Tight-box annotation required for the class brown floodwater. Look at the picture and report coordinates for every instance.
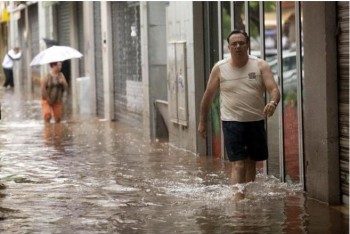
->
[0,89,348,233]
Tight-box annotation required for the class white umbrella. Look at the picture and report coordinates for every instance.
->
[30,45,83,66]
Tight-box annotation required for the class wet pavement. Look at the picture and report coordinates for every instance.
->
[0,88,348,233]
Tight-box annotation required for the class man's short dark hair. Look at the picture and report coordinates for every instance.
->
[226,30,250,44]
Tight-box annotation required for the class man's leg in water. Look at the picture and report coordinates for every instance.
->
[232,160,246,200]
[245,158,257,182]
[232,158,257,200]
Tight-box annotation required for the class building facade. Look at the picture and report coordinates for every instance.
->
[0,1,348,207]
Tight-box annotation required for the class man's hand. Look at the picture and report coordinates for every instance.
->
[198,121,207,138]
[263,102,277,117]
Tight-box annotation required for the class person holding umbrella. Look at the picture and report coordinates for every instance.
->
[41,61,68,123]
[30,44,83,123]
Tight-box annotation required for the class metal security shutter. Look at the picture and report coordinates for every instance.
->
[94,2,104,117]
[111,2,142,126]
[56,2,70,46]
[337,1,349,205]
[56,2,71,84]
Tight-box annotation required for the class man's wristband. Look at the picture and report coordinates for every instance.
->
[269,101,278,107]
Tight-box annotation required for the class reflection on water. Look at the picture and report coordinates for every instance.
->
[0,90,348,233]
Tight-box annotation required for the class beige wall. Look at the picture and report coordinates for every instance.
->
[166,2,205,153]
[141,2,168,139]
[303,2,340,205]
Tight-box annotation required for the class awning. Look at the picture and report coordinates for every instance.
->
[0,9,9,23]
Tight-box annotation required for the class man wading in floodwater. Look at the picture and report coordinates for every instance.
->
[198,30,280,200]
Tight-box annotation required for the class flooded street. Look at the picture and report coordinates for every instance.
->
[0,89,348,233]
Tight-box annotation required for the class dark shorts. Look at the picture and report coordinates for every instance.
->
[222,120,268,162]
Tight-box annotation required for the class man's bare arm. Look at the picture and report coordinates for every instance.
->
[59,73,68,90]
[41,75,49,100]
[198,65,220,137]
[259,59,281,117]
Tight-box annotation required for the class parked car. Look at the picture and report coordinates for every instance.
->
[250,49,277,62]
[223,49,277,61]
[268,51,304,95]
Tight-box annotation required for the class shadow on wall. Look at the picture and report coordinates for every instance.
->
[154,99,169,140]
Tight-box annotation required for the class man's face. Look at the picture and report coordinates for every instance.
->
[228,34,249,56]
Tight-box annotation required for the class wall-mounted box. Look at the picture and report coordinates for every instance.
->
[167,41,188,126]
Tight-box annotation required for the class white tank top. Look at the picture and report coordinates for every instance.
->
[218,56,265,122]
